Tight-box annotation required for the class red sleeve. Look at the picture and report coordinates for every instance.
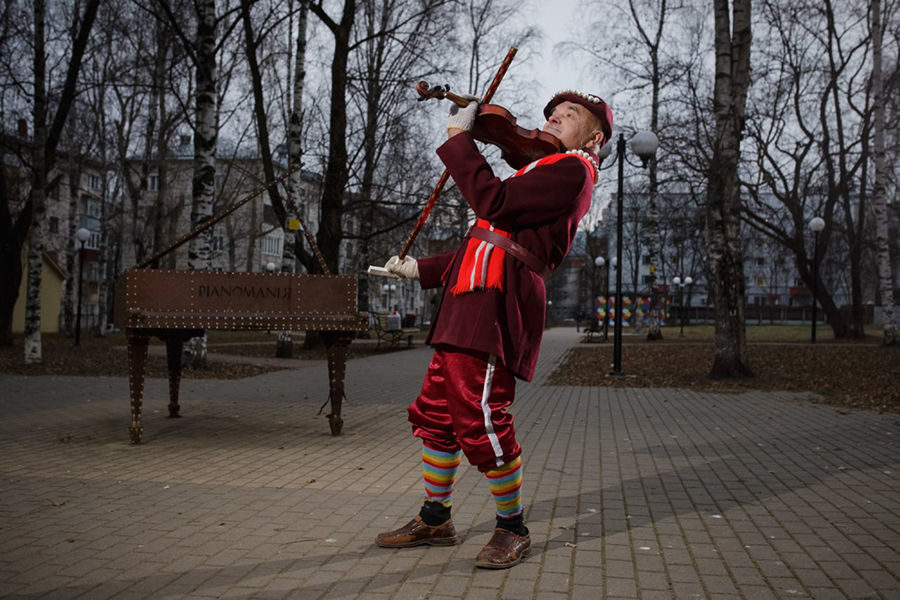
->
[417,252,455,289]
[435,133,590,231]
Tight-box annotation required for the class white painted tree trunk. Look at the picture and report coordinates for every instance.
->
[706,0,753,377]
[24,0,47,365]
[184,0,218,369]
[276,1,310,359]
[24,226,44,364]
[870,0,896,345]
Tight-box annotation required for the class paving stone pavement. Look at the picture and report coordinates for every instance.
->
[0,328,897,600]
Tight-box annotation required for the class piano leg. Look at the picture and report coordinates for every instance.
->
[165,337,184,418]
[323,331,354,435]
[160,330,202,419]
[125,331,150,444]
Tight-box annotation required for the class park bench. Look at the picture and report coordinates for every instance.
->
[582,317,605,343]
[371,312,417,348]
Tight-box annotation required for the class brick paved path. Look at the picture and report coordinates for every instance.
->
[0,328,897,599]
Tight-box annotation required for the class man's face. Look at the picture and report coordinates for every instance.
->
[542,101,603,151]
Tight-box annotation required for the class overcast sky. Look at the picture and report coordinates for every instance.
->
[528,0,590,100]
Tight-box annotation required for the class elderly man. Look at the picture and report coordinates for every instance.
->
[376,90,612,569]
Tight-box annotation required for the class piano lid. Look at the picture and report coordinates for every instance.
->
[114,269,367,331]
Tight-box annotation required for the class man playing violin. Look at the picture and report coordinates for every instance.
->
[376,90,612,569]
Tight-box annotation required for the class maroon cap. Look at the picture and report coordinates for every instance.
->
[543,90,613,146]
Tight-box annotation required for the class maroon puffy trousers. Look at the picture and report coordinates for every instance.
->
[408,348,521,473]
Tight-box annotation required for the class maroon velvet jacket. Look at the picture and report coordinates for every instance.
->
[417,132,596,381]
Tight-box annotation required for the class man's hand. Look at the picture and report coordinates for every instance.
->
[385,255,419,280]
[447,94,479,133]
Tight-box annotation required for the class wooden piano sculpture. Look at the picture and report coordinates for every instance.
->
[114,172,368,443]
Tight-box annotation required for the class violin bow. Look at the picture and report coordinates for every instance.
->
[397,46,518,259]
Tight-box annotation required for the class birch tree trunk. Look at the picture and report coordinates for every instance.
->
[277,0,310,358]
[63,158,80,335]
[0,0,98,349]
[870,0,897,345]
[286,0,308,274]
[188,0,217,272]
[184,0,218,368]
[706,0,753,378]
[24,0,48,364]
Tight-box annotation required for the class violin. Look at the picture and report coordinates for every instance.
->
[416,81,564,169]
[389,47,520,262]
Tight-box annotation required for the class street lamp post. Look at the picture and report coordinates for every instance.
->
[594,256,609,341]
[608,257,617,342]
[672,276,693,337]
[598,131,659,375]
[382,283,396,312]
[672,276,681,336]
[74,228,91,346]
[685,276,694,329]
[809,217,825,343]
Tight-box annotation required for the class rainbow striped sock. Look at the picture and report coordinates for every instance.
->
[486,456,523,518]
[422,444,461,507]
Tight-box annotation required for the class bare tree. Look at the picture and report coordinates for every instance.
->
[304,0,356,276]
[284,0,309,276]
[0,0,100,357]
[871,0,897,345]
[820,0,872,338]
[115,3,189,270]
[24,0,52,357]
[626,0,668,340]
[186,0,218,278]
[574,0,706,338]
[742,0,899,339]
[346,0,455,312]
[151,0,245,367]
[706,0,753,377]
[80,1,136,336]
[742,0,850,336]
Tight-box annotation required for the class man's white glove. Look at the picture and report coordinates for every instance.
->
[447,94,480,132]
[385,255,419,280]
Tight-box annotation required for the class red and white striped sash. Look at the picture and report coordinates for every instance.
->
[448,152,596,296]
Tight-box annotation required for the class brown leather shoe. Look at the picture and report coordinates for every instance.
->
[375,515,458,548]
[475,528,531,569]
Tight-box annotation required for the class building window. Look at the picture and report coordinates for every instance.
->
[755,277,767,286]
[84,197,101,218]
[148,173,159,191]
[263,233,281,256]
[88,174,102,190]
[756,256,765,265]
[49,216,58,234]
[211,235,224,252]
